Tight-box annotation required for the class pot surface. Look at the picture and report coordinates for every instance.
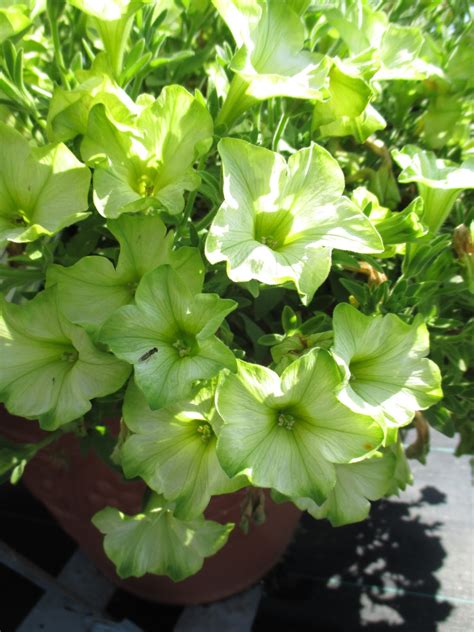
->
[0,408,301,604]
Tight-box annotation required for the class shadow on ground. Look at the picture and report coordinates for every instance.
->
[254,486,452,631]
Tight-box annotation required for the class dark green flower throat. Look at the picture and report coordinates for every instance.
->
[254,209,293,251]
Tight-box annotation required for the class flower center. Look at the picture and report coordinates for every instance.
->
[254,209,293,251]
[172,333,197,358]
[137,174,155,197]
[126,279,139,294]
[14,210,29,226]
[349,358,368,382]
[61,349,78,363]
[260,236,279,249]
[196,421,214,444]
[173,339,191,357]
[277,412,296,430]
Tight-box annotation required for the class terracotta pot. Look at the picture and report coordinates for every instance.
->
[0,408,301,604]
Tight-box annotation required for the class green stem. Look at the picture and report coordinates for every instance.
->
[181,190,199,231]
[36,428,64,450]
[47,0,70,89]
[271,110,289,151]
[178,156,207,236]
[345,167,374,184]
[195,207,218,232]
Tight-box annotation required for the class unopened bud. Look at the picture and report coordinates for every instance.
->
[453,223,474,258]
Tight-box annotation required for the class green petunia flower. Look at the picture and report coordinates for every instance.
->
[213,0,330,127]
[80,84,213,218]
[0,288,131,430]
[312,58,386,143]
[0,123,91,243]
[324,2,439,81]
[47,71,139,143]
[393,145,474,234]
[93,494,234,580]
[47,214,204,334]
[332,303,443,430]
[120,380,246,519]
[351,187,426,252]
[289,444,411,526]
[99,265,237,409]
[68,0,151,79]
[205,138,383,305]
[216,348,384,504]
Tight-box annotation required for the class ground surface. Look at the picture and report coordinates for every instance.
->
[1,429,472,631]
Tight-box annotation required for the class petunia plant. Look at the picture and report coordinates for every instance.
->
[0,0,470,584]
[332,303,442,432]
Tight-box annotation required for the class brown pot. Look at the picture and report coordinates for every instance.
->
[0,408,301,604]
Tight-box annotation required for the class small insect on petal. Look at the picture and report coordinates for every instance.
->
[138,347,158,362]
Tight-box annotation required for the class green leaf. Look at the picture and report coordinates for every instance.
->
[0,289,131,430]
[81,84,213,217]
[121,380,246,518]
[0,123,91,244]
[206,138,382,304]
[47,214,204,333]
[281,305,300,332]
[216,349,383,504]
[92,495,234,581]
[332,303,443,430]
[99,265,237,409]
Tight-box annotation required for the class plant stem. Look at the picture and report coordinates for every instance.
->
[46,0,70,89]
[364,136,392,166]
[195,207,218,231]
[178,156,207,236]
[272,110,289,151]
[36,428,64,451]
[345,167,374,184]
